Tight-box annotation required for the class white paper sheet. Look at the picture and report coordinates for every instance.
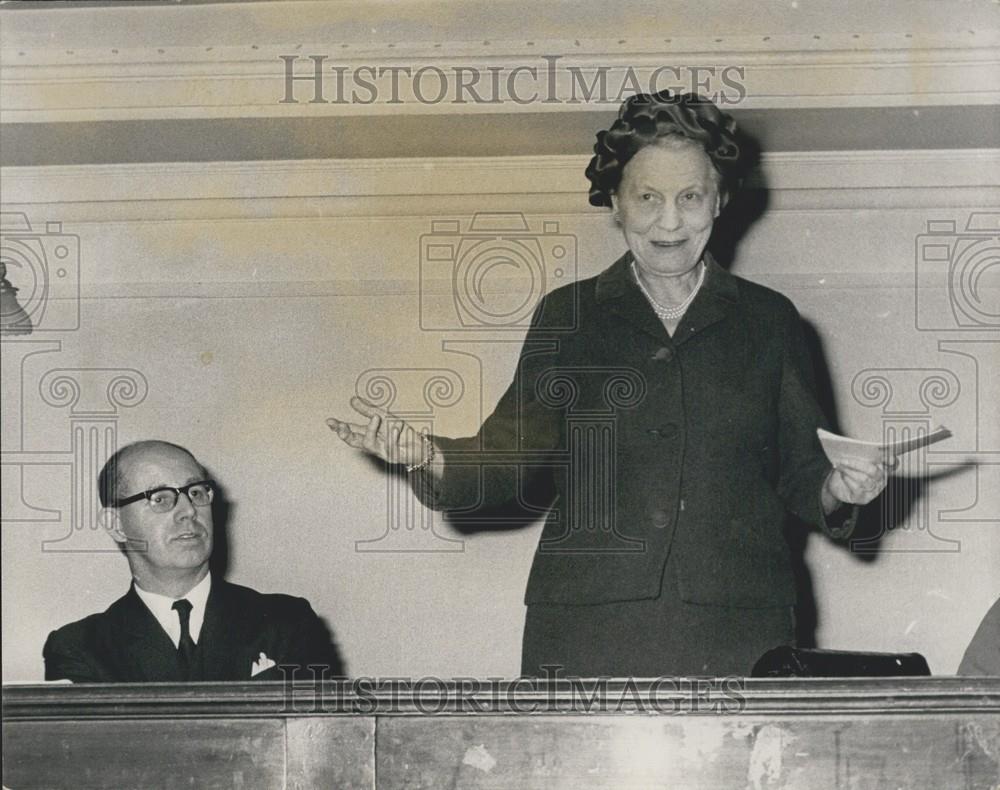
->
[817,425,952,467]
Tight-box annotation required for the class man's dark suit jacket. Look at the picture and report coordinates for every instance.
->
[43,579,343,682]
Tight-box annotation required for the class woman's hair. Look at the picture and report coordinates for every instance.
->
[585,91,745,208]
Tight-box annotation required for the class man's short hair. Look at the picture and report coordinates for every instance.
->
[97,441,202,507]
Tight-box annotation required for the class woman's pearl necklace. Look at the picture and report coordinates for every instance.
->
[631,259,706,321]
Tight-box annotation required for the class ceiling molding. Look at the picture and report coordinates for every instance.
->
[3,35,998,122]
[3,0,997,55]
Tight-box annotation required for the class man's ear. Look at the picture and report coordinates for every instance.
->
[610,193,621,223]
[99,508,127,545]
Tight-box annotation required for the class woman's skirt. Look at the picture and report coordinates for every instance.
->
[521,555,795,678]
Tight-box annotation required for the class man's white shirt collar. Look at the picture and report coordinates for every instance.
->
[133,572,212,648]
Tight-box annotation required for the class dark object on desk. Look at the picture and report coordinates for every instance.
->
[752,646,931,677]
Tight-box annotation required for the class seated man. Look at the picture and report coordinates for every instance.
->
[44,440,343,682]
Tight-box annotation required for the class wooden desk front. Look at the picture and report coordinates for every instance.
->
[3,678,999,788]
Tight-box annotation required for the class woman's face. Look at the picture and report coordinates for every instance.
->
[612,140,721,278]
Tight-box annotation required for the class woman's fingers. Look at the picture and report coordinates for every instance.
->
[325,418,369,451]
[328,402,425,466]
[830,459,888,504]
[829,470,866,504]
[348,397,403,460]
[837,458,882,480]
[837,466,873,489]
[350,395,389,422]
[387,423,403,464]
[364,413,382,452]
[839,459,888,491]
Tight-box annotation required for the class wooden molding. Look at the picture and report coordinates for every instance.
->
[2,150,997,220]
[4,677,1000,720]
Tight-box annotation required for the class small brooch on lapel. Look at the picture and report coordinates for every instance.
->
[251,652,276,677]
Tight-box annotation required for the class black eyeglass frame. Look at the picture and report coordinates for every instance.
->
[111,480,216,511]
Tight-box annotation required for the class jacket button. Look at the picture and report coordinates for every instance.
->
[652,346,675,362]
[651,509,671,528]
[647,423,679,440]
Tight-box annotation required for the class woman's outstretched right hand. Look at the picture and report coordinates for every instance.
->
[326,396,442,480]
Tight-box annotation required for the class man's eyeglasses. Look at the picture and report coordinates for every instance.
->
[112,481,215,513]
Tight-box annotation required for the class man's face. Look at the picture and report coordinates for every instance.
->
[104,445,213,581]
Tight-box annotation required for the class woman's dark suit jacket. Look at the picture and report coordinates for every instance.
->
[416,252,854,617]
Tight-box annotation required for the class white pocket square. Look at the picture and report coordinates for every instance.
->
[251,652,276,677]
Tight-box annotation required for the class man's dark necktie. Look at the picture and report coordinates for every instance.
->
[171,598,197,679]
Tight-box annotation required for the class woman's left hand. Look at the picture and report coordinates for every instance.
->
[822,458,891,511]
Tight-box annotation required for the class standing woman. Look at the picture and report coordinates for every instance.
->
[329,91,888,677]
